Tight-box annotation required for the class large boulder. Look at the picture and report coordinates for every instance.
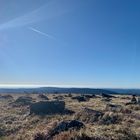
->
[74,108,103,123]
[30,101,65,114]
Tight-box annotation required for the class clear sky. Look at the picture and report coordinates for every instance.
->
[0,0,140,88]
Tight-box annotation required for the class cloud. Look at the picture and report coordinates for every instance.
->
[28,27,55,39]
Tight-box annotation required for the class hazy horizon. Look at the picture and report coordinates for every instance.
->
[0,84,140,89]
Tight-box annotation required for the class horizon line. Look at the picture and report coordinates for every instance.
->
[0,84,139,89]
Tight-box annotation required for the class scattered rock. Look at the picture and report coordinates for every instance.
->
[68,93,72,97]
[0,95,13,100]
[131,95,137,104]
[126,95,138,105]
[138,97,140,104]
[53,95,64,100]
[74,108,103,123]
[82,94,95,99]
[127,104,140,111]
[72,96,88,102]
[102,98,111,102]
[106,104,122,112]
[33,120,84,140]
[64,109,75,114]
[38,94,49,100]
[12,96,34,106]
[30,101,65,114]
[48,120,84,137]
[33,132,46,140]
[121,96,131,100]
[70,134,107,140]
[99,112,122,125]
[101,93,115,98]
[120,108,132,114]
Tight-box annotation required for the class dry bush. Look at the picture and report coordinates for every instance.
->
[115,126,140,140]
[99,112,122,125]
[53,130,107,140]
[74,108,103,123]
[127,104,140,111]
[33,132,47,140]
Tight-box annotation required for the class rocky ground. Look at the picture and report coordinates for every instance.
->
[0,93,140,140]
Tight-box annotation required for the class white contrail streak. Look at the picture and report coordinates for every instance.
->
[0,0,70,31]
[29,27,55,39]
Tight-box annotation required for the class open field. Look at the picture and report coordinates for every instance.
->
[0,93,140,140]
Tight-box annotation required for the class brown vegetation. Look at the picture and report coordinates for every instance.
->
[0,94,140,140]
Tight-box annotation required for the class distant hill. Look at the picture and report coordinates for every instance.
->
[0,87,140,95]
[0,87,115,94]
[107,89,140,95]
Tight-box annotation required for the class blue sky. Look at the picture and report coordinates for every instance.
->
[0,0,140,88]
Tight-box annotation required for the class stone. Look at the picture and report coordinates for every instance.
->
[101,93,115,98]
[13,96,33,106]
[100,112,122,125]
[53,95,64,100]
[49,120,84,137]
[82,94,95,99]
[131,95,137,104]
[0,95,13,100]
[30,101,65,114]
[72,96,88,102]
[138,97,140,104]
[106,104,122,112]
[38,94,49,100]
[74,108,103,123]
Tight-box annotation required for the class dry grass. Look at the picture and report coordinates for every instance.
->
[0,94,140,140]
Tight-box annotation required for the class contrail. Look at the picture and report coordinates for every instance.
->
[29,27,55,39]
[0,0,70,31]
